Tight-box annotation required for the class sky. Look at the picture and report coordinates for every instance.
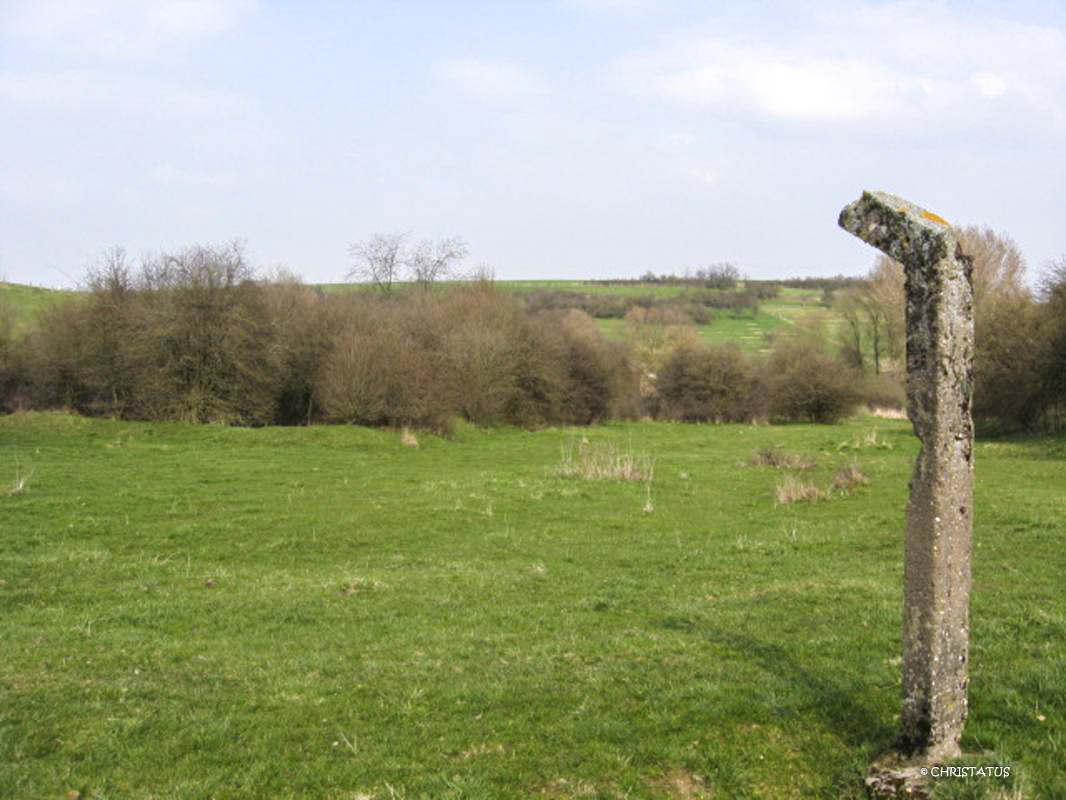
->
[1,0,1064,288]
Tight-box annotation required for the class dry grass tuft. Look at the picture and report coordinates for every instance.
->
[774,459,871,505]
[6,458,32,496]
[840,429,893,450]
[339,577,388,595]
[649,768,713,799]
[555,439,654,483]
[774,475,827,505]
[460,742,506,760]
[832,462,869,494]
[642,480,655,514]
[749,446,816,470]
[539,778,599,798]
[869,405,907,420]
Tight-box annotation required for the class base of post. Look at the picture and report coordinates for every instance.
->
[865,754,931,799]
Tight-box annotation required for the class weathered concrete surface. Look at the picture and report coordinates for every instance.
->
[839,191,974,762]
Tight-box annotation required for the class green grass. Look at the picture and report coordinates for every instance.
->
[500,282,844,355]
[501,280,701,299]
[0,283,77,334]
[762,291,845,341]
[596,310,787,354]
[1,412,1062,798]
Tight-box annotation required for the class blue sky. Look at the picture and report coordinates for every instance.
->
[2,0,1064,287]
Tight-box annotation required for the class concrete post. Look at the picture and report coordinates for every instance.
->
[839,191,974,761]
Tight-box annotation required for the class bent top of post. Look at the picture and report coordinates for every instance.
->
[838,190,957,269]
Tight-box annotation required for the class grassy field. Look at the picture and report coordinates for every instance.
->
[497,281,842,354]
[0,283,75,334]
[493,280,844,355]
[596,311,788,354]
[2,412,1063,798]
[498,281,717,299]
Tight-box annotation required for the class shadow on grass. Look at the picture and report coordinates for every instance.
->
[698,626,896,752]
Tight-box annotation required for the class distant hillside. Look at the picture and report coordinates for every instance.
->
[312,278,845,355]
[0,277,847,356]
[0,282,78,333]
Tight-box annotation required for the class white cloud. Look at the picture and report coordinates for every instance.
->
[435,58,546,101]
[970,72,1009,99]
[635,39,920,122]
[612,2,1066,127]
[0,0,255,60]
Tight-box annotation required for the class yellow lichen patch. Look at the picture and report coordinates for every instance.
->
[921,209,949,226]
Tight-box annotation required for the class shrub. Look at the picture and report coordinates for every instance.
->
[625,305,700,415]
[973,296,1049,432]
[657,342,754,422]
[860,372,906,412]
[262,275,337,425]
[764,337,862,423]
[437,290,522,424]
[969,261,1066,432]
[553,310,637,424]
[0,294,28,411]
[24,300,95,412]
[316,285,634,431]
[131,244,286,424]
[25,244,323,426]
[1037,260,1066,427]
[445,285,575,427]
[501,313,571,427]
[524,290,631,319]
[685,304,713,325]
[317,292,454,431]
[316,305,393,426]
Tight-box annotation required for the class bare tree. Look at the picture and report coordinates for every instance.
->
[870,227,1027,316]
[835,287,867,371]
[81,246,141,414]
[866,255,905,367]
[860,226,1025,376]
[835,278,894,374]
[348,233,407,293]
[86,246,134,296]
[409,237,468,291]
[348,233,469,292]
[961,226,1028,309]
[694,262,740,290]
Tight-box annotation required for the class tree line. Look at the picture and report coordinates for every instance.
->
[1,230,1062,433]
[832,226,1066,432]
[0,240,868,429]
[522,286,766,324]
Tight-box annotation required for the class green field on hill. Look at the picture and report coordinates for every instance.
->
[596,311,788,354]
[2,412,1062,798]
[0,283,75,334]
[505,281,842,355]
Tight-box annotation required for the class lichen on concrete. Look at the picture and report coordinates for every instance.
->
[839,190,975,762]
